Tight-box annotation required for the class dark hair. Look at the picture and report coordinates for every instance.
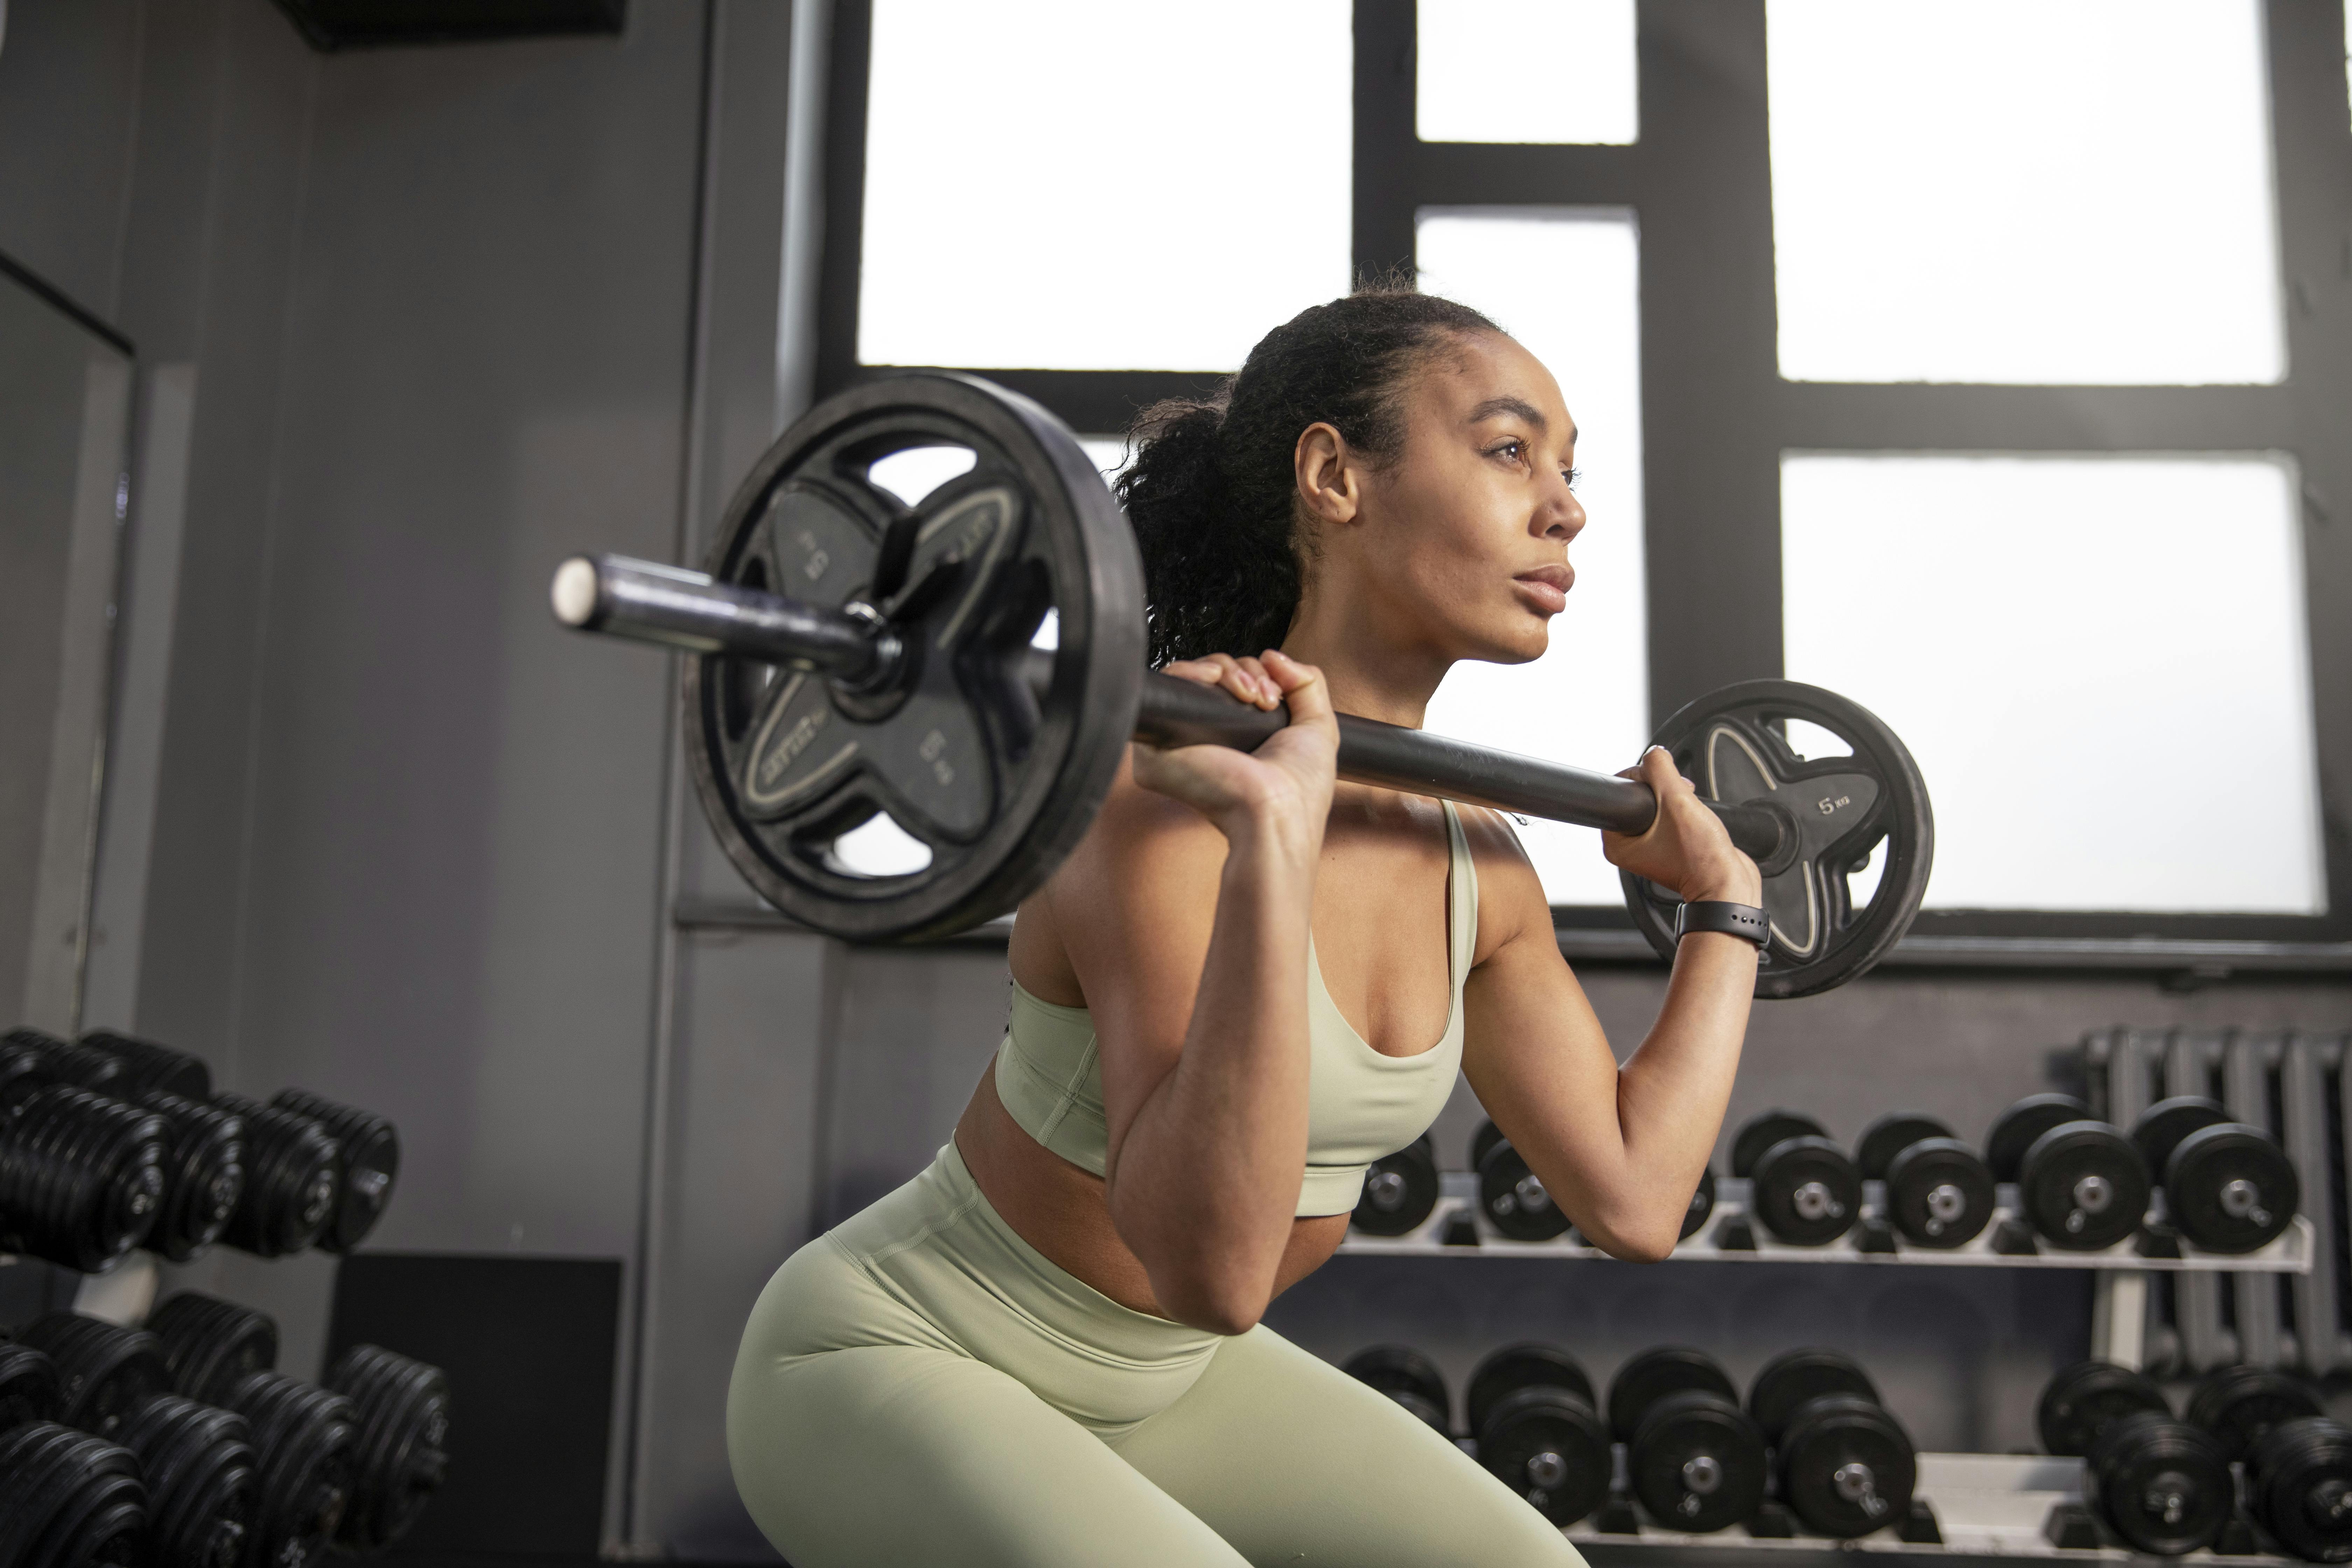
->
[1115,284,1503,667]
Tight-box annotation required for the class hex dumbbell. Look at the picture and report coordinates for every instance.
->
[1748,1348,1917,1539]
[1607,1346,1766,1532]
[1469,1343,1613,1526]
[2038,1360,2232,1555]
[1731,1111,1860,1246]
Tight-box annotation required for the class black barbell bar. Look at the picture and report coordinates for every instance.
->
[553,553,1792,864]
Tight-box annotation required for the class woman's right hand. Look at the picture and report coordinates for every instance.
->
[1130,649,1338,850]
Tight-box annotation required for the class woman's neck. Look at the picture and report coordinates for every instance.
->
[1280,609,1451,730]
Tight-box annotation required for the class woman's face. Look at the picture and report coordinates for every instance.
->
[1339,331,1588,668]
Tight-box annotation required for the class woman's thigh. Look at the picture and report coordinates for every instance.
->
[1111,1327,1587,1568]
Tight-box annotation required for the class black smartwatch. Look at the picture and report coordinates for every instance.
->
[1675,900,1768,947]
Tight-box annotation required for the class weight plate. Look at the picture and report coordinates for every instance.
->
[148,1294,280,1408]
[1750,1136,1862,1246]
[1854,1112,1952,1183]
[1470,1120,1507,1176]
[1467,1344,1595,1442]
[1623,680,1932,999]
[1478,1385,1614,1526]
[2131,1097,2231,1187]
[1731,1110,1827,1180]
[140,1091,246,1263]
[327,1344,451,1552]
[685,373,1144,943]
[2085,1410,2230,1556]
[1629,1390,1767,1533]
[1350,1135,1438,1237]
[0,1341,62,1430]
[2250,1417,2352,1563]
[226,1370,358,1568]
[1884,1137,1995,1248]
[0,1421,147,1568]
[1478,1139,1571,1241]
[118,1393,255,1568]
[1776,1394,1917,1539]
[1341,1345,1451,1435]
[2188,1365,2323,1465]
[216,1095,341,1258]
[77,1030,211,1101]
[1681,1166,1717,1241]
[1607,1347,1737,1444]
[16,1314,169,1441]
[1984,1093,2092,1185]
[271,1090,400,1254]
[1747,1349,1880,1448]
[2037,1360,2170,1457]
[2165,1122,2298,1254]
[2019,1122,2149,1252]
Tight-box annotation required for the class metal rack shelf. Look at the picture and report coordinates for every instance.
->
[1337,1176,2314,1275]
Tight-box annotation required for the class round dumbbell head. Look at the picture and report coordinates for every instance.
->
[2038,1360,2170,1457]
[1340,1345,1450,1434]
[77,1030,211,1102]
[225,1371,358,1568]
[1477,1138,1571,1241]
[269,1090,399,1253]
[139,1092,246,1264]
[0,1340,63,1432]
[1984,1093,2092,1185]
[1884,1137,1996,1248]
[2249,1417,2352,1564]
[2130,1097,2231,1186]
[2188,1365,2324,1466]
[148,1294,280,1407]
[0,1027,59,1113]
[0,1084,168,1271]
[2085,1409,2232,1557]
[117,1393,255,1568]
[0,1420,148,1568]
[1478,1383,1614,1526]
[2165,1122,2298,1254]
[2019,1121,2150,1251]
[1747,1348,1880,1447]
[1681,1166,1717,1241]
[1466,1344,1594,1442]
[1350,1135,1437,1237]
[16,1314,170,1442]
[1776,1393,1918,1539]
[26,1038,131,1096]
[1731,1110,1827,1179]
[1750,1135,1862,1246]
[1854,1112,1954,1182]
[325,1345,451,1553]
[1608,1346,1737,1444]
[1470,1120,1507,1176]
[214,1094,341,1257]
[1628,1388,1768,1533]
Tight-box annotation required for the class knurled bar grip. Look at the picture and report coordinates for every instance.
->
[553,553,1789,861]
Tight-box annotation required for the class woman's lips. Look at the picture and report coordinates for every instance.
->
[1513,565,1573,615]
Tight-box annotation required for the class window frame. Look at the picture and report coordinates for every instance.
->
[814,0,2352,961]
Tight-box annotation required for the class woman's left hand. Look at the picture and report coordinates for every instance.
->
[1600,747,1762,904]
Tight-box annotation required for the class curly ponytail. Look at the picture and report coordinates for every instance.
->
[1115,283,1502,667]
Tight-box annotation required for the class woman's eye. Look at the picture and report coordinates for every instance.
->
[1566,466,1583,490]
[1490,440,1526,464]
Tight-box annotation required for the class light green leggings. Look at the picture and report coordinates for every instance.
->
[727,1143,1584,1567]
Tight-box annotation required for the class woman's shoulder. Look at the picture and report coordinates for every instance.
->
[1446,803,1553,963]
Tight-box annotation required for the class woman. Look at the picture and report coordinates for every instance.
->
[728,287,1764,1566]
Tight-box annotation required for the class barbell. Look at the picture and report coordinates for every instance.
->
[552,372,1933,997]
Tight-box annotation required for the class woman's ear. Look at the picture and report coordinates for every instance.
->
[1295,422,1362,527]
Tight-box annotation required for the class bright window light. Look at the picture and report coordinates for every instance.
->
[1782,454,2322,915]
[1767,0,2285,385]
[1418,0,1637,145]
[859,2,1352,372]
[1417,210,1647,906]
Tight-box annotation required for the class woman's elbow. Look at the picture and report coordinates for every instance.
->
[1581,1206,1684,1264]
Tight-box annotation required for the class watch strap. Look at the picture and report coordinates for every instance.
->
[1675,900,1769,947]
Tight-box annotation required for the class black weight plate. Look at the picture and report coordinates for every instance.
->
[0,1420,147,1568]
[1350,1135,1438,1237]
[1731,1110,1827,1180]
[1750,1136,1861,1246]
[148,1294,280,1408]
[1478,1140,1570,1242]
[271,1090,399,1254]
[1854,1112,1952,1182]
[327,1344,451,1552]
[1470,1120,1507,1176]
[1984,1093,2092,1185]
[117,1393,255,1568]
[1777,1394,1917,1539]
[2250,1417,2352,1563]
[1747,1348,1881,1447]
[1341,1345,1450,1434]
[2188,1365,2323,1465]
[77,1030,211,1101]
[16,1314,169,1442]
[0,1341,62,1430]
[226,1370,357,1568]
[1467,1344,1594,1442]
[686,374,1144,943]
[1623,680,1933,999]
[1478,1386,1614,1526]
[2166,1122,2298,1254]
[2131,1097,2231,1188]
[1629,1390,1768,1533]
[2086,1410,2231,1556]
[1607,1347,1737,1443]
[2019,1122,2149,1252]
[140,1091,245,1263]
[1884,1137,1995,1248]
[2037,1360,2169,1457]
[1681,1166,1717,1241]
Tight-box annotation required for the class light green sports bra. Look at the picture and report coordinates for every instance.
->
[993,800,1476,1217]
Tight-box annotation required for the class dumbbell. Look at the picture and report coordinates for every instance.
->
[2246,1418,2352,1563]
[215,1093,342,1257]
[1984,1093,2149,1251]
[1471,1121,1570,1242]
[117,1394,257,1568]
[1,1337,63,1431]
[1853,1112,1994,1248]
[1731,1111,1860,1246]
[326,1344,453,1552]
[2037,1360,2231,1555]
[148,1293,280,1407]
[271,1090,399,1253]
[1340,1344,1450,1433]
[1467,1343,1612,1526]
[2133,1096,2300,1254]
[0,1082,169,1271]
[77,1029,213,1101]
[16,1313,171,1442]
[139,1091,247,1263]
[1748,1348,1916,1539]
[225,1370,360,1568]
[1350,1134,1438,1237]
[0,1420,146,1568]
[1606,1347,1766,1532]
[2188,1364,2325,1465]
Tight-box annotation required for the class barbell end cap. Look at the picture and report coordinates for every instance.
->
[551,556,603,629]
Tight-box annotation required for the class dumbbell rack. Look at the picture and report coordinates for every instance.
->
[1338,1174,2315,1274]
